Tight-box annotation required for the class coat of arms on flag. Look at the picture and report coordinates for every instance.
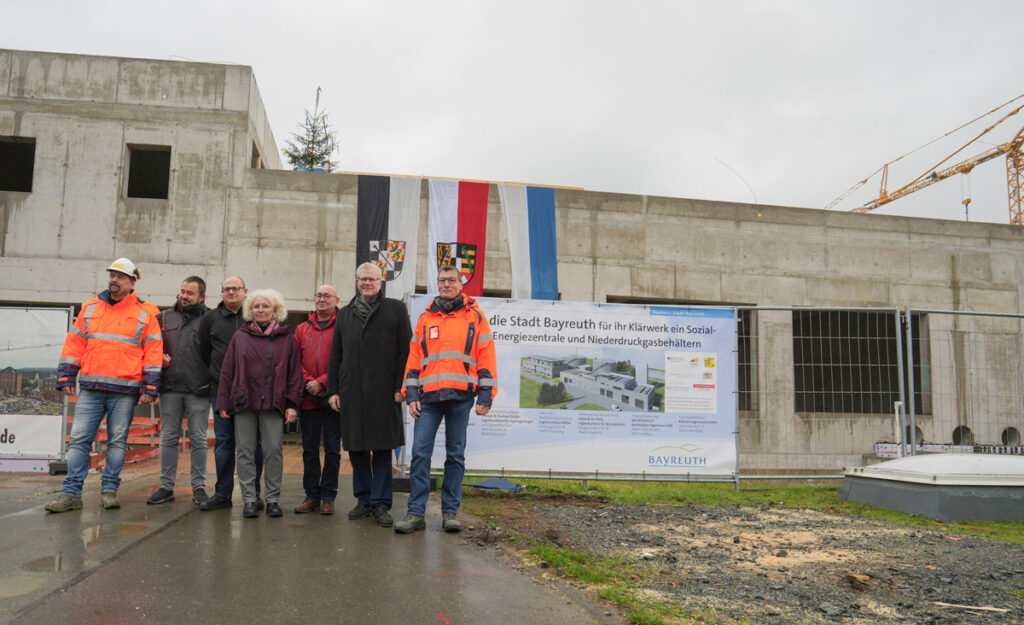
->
[369,239,406,281]
[436,242,478,285]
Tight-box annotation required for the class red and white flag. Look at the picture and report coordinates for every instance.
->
[427,179,489,296]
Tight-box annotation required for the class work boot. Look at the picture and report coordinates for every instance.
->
[101,492,120,509]
[347,503,371,520]
[294,499,319,514]
[45,494,83,513]
[372,506,393,528]
[394,513,425,534]
[146,487,175,505]
[192,488,209,505]
[442,511,462,532]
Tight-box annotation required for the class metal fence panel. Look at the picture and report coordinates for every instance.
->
[906,309,1024,455]
[736,307,905,476]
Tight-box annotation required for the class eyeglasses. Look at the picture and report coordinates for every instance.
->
[437,277,460,284]
[356,277,381,283]
[221,286,244,293]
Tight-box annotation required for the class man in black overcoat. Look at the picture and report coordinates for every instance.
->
[327,262,411,527]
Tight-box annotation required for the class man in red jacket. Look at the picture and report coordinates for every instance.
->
[293,285,341,514]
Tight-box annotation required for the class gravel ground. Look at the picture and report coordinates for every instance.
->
[463,494,1024,624]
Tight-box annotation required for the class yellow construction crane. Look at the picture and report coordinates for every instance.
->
[827,94,1024,224]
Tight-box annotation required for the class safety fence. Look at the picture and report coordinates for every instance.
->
[736,306,1024,477]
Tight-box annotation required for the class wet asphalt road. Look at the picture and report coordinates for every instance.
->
[0,468,610,625]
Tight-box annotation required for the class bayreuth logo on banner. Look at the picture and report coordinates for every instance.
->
[369,239,406,281]
[436,242,478,285]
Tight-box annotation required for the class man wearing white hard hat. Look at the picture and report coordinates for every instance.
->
[46,258,164,512]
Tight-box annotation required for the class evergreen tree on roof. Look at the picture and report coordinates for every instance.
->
[283,87,339,172]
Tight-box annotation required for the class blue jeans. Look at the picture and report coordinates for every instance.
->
[407,397,473,515]
[63,389,139,497]
[299,409,341,501]
[211,393,262,499]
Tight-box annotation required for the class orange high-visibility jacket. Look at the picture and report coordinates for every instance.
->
[57,291,163,395]
[403,295,497,404]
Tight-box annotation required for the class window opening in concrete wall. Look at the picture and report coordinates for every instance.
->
[952,425,973,445]
[126,144,171,199]
[1002,426,1021,446]
[792,310,929,414]
[0,136,36,192]
[251,141,262,169]
[736,309,757,412]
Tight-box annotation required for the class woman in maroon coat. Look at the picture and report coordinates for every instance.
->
[216,289,302,518]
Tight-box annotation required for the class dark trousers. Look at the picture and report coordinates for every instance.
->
[211,393,262,499]
[349,449,394,510]
[299,409,342,501]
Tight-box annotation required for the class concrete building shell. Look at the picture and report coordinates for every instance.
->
[3,49,1024,473]
[522,355,570,378]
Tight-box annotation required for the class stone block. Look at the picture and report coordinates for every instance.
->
[674,267,723,302]
[825,244,911,279]
[222,65,250,112]
[594,223,644,261]
[117,60,224,109]
[964,288,1018,313]
[13,52,118,102]
[558,263,593,302]
[594,263,630,302]
[645,219,704,264]
[805,277,889,306]
[629,265,675,299]
[951,251,993,285]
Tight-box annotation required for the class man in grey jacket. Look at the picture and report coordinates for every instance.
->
[147,276,211,505]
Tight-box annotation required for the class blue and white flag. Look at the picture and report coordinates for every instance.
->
[498,184,558,300]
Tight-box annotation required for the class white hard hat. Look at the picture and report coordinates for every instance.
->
[107,257,140,280]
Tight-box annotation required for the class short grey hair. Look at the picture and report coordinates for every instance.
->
[355,262,383,279]
[242,289,288,322]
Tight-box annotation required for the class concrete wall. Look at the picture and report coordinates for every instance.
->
[3,49,1024,472]
[0,49,275,305]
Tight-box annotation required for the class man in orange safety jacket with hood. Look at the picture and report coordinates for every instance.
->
[45,258,163,513]
[394,263,497,534]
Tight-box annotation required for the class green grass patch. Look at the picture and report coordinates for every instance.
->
[575,402,607,410]
[530,544,626,584]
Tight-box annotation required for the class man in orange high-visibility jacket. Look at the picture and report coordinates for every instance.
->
[395,264,497,534]
[45,258,163,513]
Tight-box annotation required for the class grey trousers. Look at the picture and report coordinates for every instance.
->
[158,392,210,490]
[234,409,284,504]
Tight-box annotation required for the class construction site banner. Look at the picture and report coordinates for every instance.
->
[0,307,69,459]
[405,297,737,476]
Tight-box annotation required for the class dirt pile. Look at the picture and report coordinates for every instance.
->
[465,494,1024,624]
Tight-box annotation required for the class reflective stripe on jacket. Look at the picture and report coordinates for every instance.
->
[402,295,497,405]
[57,290,163,395]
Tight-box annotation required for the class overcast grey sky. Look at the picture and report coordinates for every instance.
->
[5,1,1024,224]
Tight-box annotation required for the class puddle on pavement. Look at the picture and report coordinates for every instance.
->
[22,554,64,572]
[80,523,148,547]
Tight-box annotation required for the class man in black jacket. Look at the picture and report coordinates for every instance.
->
[148,276,211,505]
[327,263,411,527]
[196,276,262,511]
